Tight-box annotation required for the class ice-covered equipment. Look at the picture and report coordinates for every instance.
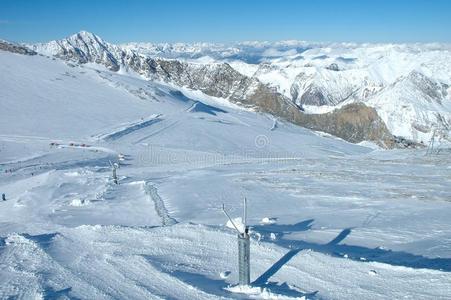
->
[222,197,250,286]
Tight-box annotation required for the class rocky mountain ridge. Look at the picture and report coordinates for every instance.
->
[0,39,36,55]
[16,31,403,146]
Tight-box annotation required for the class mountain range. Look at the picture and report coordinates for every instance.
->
[4,31,450,147]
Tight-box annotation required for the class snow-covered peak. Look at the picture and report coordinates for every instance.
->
[30,30,122,71]
[24,31,451,144]
[72,30,102,40]
[365,70,450,143]
[63,30,108,49]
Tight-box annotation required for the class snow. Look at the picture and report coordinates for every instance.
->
[1,49,451,299]
[365,71,451,143]
[260,217,277,225]
[69,198,88,206]
[30,32,451,143]
[357,141,383,150]
[123,39,451,143]
[226,284,306,299]
[226,217,245,233]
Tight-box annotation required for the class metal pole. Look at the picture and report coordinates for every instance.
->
[243,197,247,228]
[112,166,118,184]
[238,229,250,286]
[427,129,436,156]
[222,201,251,286]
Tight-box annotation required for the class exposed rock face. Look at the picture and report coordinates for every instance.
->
[406,71,448,104]
[0,40,36,55]
[326,63,340,71]
[152,60,256,101]
[296,103,395,147]
[27,31,397,147]
[290,71,358,106]
[300,85,328,106]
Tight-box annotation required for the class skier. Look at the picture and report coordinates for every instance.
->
[2,193,5,201]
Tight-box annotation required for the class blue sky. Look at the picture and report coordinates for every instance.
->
[1,0,450,43]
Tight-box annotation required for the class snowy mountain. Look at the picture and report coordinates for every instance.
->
[120,40,451,145]
[27,32,403,147]
[30,32,295,114]
[366,71,450,142]
[28,32,395,147]
[1,42,451,299]
[31,31,123,71]
[245,44,451,144]
[29,32,451,145]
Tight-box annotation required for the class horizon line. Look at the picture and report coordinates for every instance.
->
[5,30,451,47]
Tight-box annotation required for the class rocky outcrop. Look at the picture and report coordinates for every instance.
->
[405,71,448,104]
[153,60,255,100]
[295,103,395,147]
[142,59,396,146]
[238,94,394,147]
[0,40,36,55]
[326,63,340,71]
[290,71,358,106]
[300,85,329,106]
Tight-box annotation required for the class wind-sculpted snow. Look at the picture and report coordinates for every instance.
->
[97,115,163,141]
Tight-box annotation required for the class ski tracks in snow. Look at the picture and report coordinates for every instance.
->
[95,114,163,142]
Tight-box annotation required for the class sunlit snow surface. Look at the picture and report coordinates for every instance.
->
[122,40,451,144]
[1,51,450,299]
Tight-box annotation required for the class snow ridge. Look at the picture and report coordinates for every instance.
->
[145,182,178,226]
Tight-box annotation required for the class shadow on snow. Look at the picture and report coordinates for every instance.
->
[252,219,451,278]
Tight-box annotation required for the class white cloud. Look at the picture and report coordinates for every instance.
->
[261,48,298,57]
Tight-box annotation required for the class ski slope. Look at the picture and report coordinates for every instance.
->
[1,50,450,299]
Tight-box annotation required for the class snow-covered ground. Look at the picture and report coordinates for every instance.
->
[1,50,450,299]
[123,40,451,144]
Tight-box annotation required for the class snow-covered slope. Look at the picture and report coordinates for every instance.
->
[30,32,292,119]
[366,71,450,143]
[28,32,399,147]
[121,40,451,144]
[1,40,451,299]
[0,49,159,138]
[253,45,451,144]
[32,33,451,144]
[0,49,368,157]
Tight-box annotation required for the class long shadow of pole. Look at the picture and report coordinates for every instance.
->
[253,221,451,277]
[253,227,352,286]
[253,248,302,285]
